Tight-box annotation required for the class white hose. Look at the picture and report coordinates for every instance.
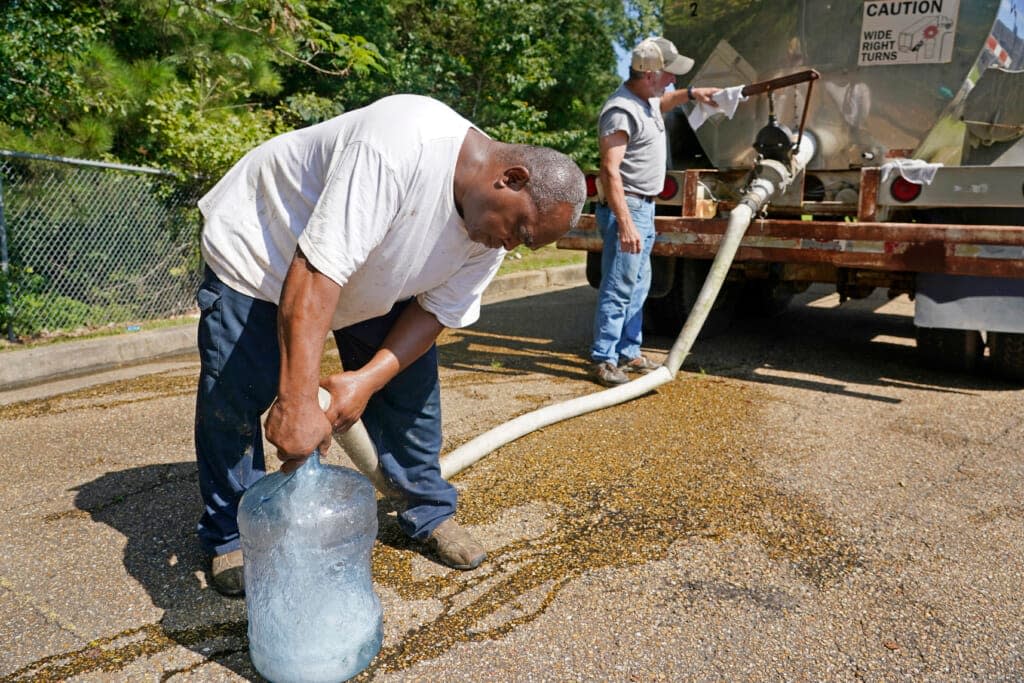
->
[440,366,672,478]
[317,387,391,493]
[323,136,816,490]
[664,202,755,375]
[438,199,761,479]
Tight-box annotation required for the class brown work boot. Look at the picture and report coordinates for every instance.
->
[620,355,660,374]
[210,549,245,597]
[427,518,486,570]
[591,361,629,387]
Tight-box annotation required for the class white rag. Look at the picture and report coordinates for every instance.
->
[879,159,943,185]
[687,85,748,131]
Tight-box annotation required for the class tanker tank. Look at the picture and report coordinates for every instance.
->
[665,0,1024,172]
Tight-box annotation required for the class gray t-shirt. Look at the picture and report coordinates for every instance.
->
[598,84,666,196]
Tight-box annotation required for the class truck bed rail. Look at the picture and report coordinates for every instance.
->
[560,216,1024,279]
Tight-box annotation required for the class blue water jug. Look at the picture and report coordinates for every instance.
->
[238,449,383,683]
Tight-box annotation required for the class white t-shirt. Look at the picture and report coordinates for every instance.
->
[198,94,504,330]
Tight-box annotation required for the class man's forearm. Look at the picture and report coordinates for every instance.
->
[355,301,444,393]
[661,85,721,112]
[277,248,342,402]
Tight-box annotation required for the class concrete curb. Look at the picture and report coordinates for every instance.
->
[482,263,585,297]
[0,264,587,390]
[0,324,198,390]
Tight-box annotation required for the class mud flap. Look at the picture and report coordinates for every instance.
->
[915,273,1024,334]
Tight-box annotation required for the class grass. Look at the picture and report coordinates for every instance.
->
[497,244,585,276]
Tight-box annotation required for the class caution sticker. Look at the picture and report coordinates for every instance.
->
[859,0,960,66]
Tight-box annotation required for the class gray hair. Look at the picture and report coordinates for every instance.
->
[504,144,586,229]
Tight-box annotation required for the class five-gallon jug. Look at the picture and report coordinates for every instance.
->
[238,449,382,683]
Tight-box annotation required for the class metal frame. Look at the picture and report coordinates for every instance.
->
[562,166,1024,280]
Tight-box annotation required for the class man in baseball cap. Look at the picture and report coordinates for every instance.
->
[588,36,719,387]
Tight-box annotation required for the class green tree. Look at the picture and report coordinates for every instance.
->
[2,0,660,172]
[0,1,112,131]
[310,0,661,167]
[1,0,382,174]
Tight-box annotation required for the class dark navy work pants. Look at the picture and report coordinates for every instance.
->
[194,268,455,557]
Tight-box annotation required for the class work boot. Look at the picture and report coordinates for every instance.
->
[620,355,660,374]
[427,518,486,570]
[210,549,245,597]
[591,361,628,387]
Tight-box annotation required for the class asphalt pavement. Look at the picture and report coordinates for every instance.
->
[2,266,1023,682]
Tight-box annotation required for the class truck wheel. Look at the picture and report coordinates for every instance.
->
[915,326,983,372]
[738,281,795,318]
[585,251,602,289]
[643,258,739,338]
[987,332,1024,383]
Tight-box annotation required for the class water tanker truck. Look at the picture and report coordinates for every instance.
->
[557,0,1024,381]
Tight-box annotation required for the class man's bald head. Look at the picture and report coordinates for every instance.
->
[498,143,586,235]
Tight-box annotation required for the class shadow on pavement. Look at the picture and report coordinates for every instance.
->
[460,284,1014,399]
[73,463,261,680]
[638,289,1015,398]
[439,285,597,381]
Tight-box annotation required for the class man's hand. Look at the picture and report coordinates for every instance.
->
[618,222,643,254]
[313,301,444,463]
[689,86,722,107]
[319,371,374,435]
[265,393,333,473]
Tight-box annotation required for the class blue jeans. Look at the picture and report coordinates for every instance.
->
[194,269,453,557]
[332,307,455,542]
[590,197,656,365]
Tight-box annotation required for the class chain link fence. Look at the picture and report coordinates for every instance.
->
[0,150,206,342]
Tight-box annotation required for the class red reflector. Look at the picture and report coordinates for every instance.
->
[585,174,599,197]
[890,176,922,202]
[658,175,679,201]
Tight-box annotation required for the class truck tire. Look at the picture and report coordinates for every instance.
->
[643,258,739,338]
[585,251,602,289]
[987,331,1024,383]
[915,326,983,372]
[738,280,796,318]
